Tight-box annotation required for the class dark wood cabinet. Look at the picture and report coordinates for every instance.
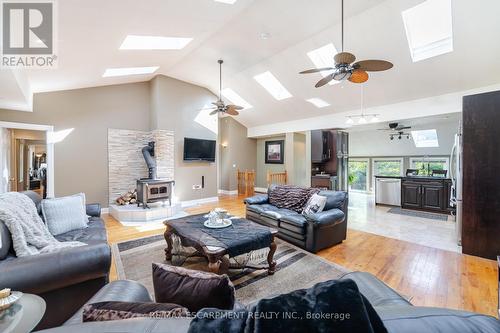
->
[401,182,421,208]
[401,178,450,214]
[311,130,331,163]
[311,176,332,189]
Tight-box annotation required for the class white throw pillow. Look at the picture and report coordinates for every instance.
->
[41,193,88,236]
[302,193,327,216]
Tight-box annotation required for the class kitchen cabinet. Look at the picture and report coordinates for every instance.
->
[401,178,451,214]
[311,130,331,163]
[311,176,332,189]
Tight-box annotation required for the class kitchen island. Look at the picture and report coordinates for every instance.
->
[375,175,454,214]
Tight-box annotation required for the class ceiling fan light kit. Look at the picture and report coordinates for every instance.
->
[299,0,393,87]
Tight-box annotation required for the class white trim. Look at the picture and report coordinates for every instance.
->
[218,189,238,195]
[0,121,55,197]
[181,196,219,208]
[101,207,109,214]
[254,187,268,193]
[348,158,370,192]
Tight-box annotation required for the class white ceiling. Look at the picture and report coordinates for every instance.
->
[1,0,500,130]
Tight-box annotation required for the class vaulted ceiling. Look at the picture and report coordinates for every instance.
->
[2,0,500,130]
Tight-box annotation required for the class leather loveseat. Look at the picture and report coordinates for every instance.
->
[244,185,348,253]
[36,272,500,333]
[0,191,111,329]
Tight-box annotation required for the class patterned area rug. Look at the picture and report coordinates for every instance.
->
[112,235,350,305]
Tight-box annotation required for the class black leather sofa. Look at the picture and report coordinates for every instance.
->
[244,186,348,253]
[36,272,500,333]
[0,191,111,329]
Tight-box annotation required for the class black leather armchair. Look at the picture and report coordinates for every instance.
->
[244,188,348,253]
[0,191,111,330]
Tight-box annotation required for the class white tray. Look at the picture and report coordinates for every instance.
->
[203,219,232,229]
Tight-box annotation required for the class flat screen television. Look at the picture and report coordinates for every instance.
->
[183,137,216,162]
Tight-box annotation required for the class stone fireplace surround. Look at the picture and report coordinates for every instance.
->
[108,128,179,223]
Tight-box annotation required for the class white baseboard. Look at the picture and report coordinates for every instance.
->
[218,189,238,195]
[181,196,219,208]
[101,207,109,214]
[254,187,268,193]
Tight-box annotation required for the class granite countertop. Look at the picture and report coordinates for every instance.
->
[375,175,451,181]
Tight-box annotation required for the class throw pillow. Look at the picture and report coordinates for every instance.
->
[82,301,188,322]
[152,263,235,312]
[41,193,88,236]
[302,193,327,216]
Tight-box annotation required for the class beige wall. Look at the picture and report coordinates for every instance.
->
[150,75,218,201]
[293,132,307,187]
[219,117,257,192]
[0,82,151,206]
[256,136,286,188]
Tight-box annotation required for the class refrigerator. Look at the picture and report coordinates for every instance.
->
[335,131,349,191]
[449,122,462,246]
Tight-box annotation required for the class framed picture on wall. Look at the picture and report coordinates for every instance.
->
[265,140,284,164]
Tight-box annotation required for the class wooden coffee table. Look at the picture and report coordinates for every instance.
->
[163,214,278,275]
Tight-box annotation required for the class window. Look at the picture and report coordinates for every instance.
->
[402,0,453,62]
[372,158,404,177]
[348,159,369,192]
[409,157,449,176]
[253,71,292,100]
[411,129,439,148]
[306,43,339,85]
[221,88,253,110]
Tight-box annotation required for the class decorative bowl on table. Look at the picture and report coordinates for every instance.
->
[0,289,22,311]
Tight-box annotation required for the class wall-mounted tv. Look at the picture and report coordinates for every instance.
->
[183,137,216,162]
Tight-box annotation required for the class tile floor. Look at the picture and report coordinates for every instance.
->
[348,192,462,253]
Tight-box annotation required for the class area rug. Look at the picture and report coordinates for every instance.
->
[387,207,449,221]
[112,235,350,304]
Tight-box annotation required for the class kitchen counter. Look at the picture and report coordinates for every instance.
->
[374,175,451,181]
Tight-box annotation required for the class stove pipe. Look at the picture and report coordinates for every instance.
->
[142,141,157,179]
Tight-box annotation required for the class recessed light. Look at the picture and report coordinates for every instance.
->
[306,98,330,108]
[214,0,237,4]
[102,66,159,77]
[306,43,339,85]
[253,71,292,101]
[221,88,253,110]
[120,35,193,50]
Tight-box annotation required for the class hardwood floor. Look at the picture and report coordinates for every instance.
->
[104,194,499,317]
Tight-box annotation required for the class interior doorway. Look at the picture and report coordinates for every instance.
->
[0,121,54,197]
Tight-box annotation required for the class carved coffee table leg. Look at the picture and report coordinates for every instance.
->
[267,236,277,275]
[207,254,222,274]
[164,227,173,261]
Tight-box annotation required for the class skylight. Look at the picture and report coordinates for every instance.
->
[402,0,453,62]
[306,98,330,108]
[221,88,253,110]
[253,71,292,101]
[214,0,237,4]
[120,35,193,50]
[103,66,159,77]
[411,129,439,147]
[306,43,339,85]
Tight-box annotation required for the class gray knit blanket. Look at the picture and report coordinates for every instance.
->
[0,192,85,257]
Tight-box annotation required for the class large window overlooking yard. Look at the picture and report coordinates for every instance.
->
[372,158,404,177]
[348,159,369,191]
[409,157,449,176]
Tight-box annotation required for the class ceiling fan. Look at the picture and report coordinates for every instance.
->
[208,60,243,116]
[299,0,393,87]
[378,122,412,131]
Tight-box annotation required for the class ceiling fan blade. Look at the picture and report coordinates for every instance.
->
[348,69,369,83]
[299,67,334,74]
[334,52,356,64]
[398,126,411,130]
[225,107,239,116]
[227,104,243,110]
[315,73,335,88]
[353,60,393,72]
[209,110,219,116]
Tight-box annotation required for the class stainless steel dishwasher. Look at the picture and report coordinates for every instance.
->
[375,177,401,206]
